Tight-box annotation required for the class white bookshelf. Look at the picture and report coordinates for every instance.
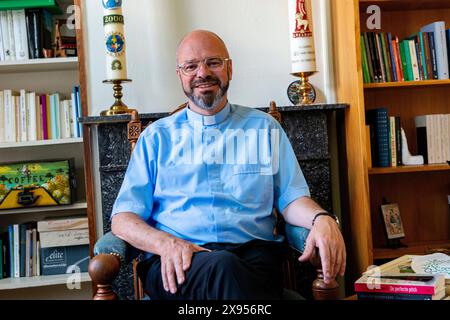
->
[0,57,78,73]
[0,138,83,149]
[0,272,91,290]
[0,0,91,299]
[0,201,88,216]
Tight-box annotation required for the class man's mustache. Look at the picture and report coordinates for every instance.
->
[191,77,220,88]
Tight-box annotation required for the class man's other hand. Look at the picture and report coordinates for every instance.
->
[159,236,211,294]
[298,215,346,284]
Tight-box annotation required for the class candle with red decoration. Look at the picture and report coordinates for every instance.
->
[288,0,317,73]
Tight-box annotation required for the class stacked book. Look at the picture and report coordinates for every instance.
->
[415,114,450,164]
[355,272,446,300]
[354,254,449,300]
[0,86,83,144]
[361,21,450,83]
[37,215,89,276]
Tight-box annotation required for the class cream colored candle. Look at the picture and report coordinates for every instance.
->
[103,0,128,80]
[288,0,316,73]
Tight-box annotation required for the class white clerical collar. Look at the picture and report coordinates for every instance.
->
[186,103,231,126]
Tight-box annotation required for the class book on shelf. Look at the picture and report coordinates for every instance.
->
[415,113,450,164]
[6,10,16,62]
[420,21,449,80]
[357,287,446,300]
[25,8,53,59]
[40,244,89,276]
[367,109,448,168]
[0,4,68,62]
[355,272,445,295]
[365,108,390,168]
[39,228,89,248]
[3,222,40,279]
[12,9,29,61]
[0,218,91,279]
[38,215,90,276]
[0,87,83,144]
[447,29,450,74]
[428,31,439,80]
[408,39,420,81]
[37,215,88,233]
[389,116,397,167]
[362,254,450,295]
[387,33,398,82]
[365,125,372,168]
[0,238,2,279]
[361,21,449,84]
[0,232,10,279]
[0,20,4,59]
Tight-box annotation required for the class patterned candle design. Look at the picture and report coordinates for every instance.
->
[288,0,316,73]
[103,0,127,80]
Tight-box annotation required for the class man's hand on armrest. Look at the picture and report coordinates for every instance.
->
[111,212,210,294]
[282,197,346,284]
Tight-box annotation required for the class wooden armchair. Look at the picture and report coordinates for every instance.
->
[88,103,340,300]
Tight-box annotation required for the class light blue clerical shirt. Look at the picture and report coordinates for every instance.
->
[111,103,310,252]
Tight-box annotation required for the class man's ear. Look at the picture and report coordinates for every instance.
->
[176,68,182,81]
[228,60,233,81]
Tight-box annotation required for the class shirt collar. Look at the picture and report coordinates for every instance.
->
[186,103,231,126]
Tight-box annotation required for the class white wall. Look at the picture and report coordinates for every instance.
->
[83,0,335,115]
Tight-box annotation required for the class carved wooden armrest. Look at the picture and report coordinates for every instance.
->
[89,253,121,300]
[285,223,340,300]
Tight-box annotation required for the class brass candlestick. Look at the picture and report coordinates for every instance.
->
[291,71,317,105]
[100,79,136,116]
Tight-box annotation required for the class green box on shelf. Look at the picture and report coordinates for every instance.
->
[0,0,62,14]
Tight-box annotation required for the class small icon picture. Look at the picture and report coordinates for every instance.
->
[381,203,405,240]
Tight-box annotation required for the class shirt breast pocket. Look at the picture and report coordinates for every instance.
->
[225,164,273,204]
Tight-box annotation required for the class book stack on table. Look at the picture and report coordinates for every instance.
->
[355,273,446,300]
[354,254,449,300]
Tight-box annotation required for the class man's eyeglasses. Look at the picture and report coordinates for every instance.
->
[177,57,231,76]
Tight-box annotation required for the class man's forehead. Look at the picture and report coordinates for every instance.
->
[177,32,228,62]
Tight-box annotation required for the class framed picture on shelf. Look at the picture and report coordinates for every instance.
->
[381,203,405,240]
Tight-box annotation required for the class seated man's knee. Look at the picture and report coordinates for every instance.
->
[206,250,241,273]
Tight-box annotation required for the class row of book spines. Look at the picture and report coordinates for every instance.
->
[361,29,450,83]
[1,220,90,279]
[0,8,54,61]
[415,114,450,164]
[0,223,40,279]
[366,109,402,168]
[0,87,82,144]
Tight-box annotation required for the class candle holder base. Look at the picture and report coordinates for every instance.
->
[100,79,136,116]
[288,72,317,106]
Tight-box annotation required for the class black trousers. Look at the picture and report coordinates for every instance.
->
[137,239,289,300]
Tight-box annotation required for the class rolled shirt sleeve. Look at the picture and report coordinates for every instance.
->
[111,131,156,221]
[272,121,311,214]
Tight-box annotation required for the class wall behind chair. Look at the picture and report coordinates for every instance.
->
[83,0,335,115]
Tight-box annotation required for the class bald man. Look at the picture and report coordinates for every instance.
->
[111,30,346,300]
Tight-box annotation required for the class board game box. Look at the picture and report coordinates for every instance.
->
[0,159,76,210]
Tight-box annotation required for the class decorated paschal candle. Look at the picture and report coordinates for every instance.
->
[103,0,128,80]
[288,0,316,74]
